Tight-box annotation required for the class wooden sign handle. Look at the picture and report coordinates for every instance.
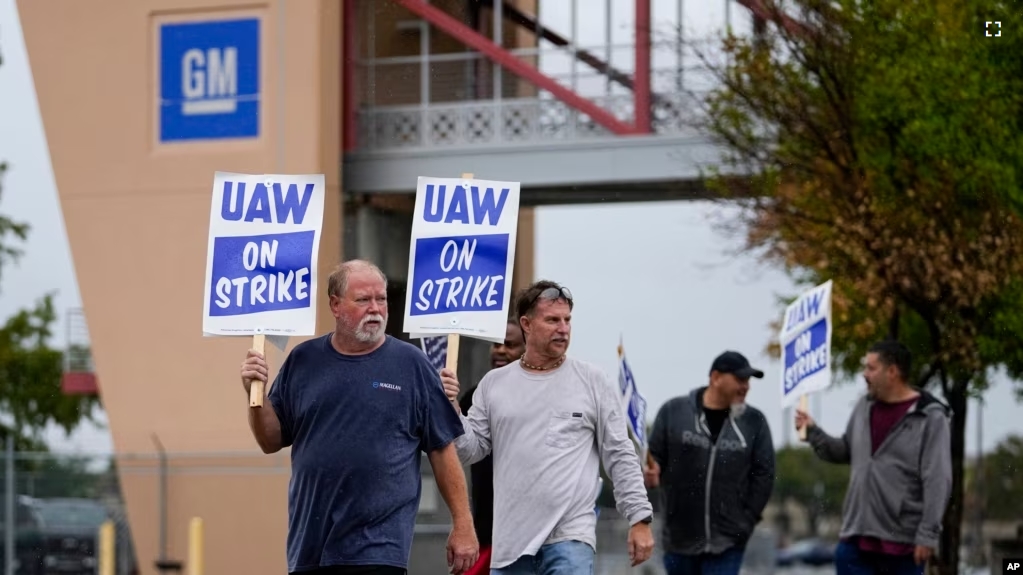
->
[797,394,809,441]
[441,172,473,379]
[446,334,460,376]
[249,334,266,407]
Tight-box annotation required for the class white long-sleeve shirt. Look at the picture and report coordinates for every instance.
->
[455,357,653,569]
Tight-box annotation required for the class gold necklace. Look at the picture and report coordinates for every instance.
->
[520,354,566,371]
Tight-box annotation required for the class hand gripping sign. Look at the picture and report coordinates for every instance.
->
[404,173,521,376]
[202,171,326,406]
[779,280,833,439]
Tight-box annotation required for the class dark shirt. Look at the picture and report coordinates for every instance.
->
[268,335,464,572]
[458,384,494,547]
[870,396,918,454]
[703,406,730,443]
[650,388,776,555]
[855,395,920,556]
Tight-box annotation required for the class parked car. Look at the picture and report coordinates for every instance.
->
[776,538,836,567]
[0,496,49,573]
[12,496,109,575]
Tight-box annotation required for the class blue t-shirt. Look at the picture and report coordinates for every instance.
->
[267,334,464,571]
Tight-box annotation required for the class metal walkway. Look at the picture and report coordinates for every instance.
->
[342,0,758,201]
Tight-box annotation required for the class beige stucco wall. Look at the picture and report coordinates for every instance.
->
[18,0,538,572]
[18,0,341,572]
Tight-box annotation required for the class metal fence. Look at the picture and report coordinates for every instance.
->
[0,444,784,575]
[0,445,137,575]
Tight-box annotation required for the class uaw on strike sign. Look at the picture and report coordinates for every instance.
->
[780,280,833,408]
[202,171,326,338]
[404,176,521,345]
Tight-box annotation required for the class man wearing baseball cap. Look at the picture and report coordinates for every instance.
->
[646,351,776,575]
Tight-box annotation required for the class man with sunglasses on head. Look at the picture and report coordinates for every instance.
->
[441,280,655,574]
[454,316,526,575]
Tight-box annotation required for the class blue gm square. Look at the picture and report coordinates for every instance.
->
[409,234,509,316]
[209,231,314,316]
[160,18,260,142]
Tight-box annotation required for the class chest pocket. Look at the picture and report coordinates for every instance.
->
[545,411,589,449]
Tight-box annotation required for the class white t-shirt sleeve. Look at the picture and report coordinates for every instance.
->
[595,370,653,524]
[455,377,494,465]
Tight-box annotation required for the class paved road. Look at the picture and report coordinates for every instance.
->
[410,515,780,575]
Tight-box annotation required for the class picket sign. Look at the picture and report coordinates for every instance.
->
[442,172,474,377]
[404,170,520,374]
[779,280,834,441]
[201,171,326,409]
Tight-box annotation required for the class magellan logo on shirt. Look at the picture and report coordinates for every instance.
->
[372,381,402,392]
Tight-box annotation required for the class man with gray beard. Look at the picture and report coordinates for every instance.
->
[240,259,478,575]
[646,351,775,575]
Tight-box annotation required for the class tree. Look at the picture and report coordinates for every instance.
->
[0,47,99,447]
[972,434,1023,522]
[773,446,848,538]
[0,296,100,439]
[691,0,1023,573]
[16,454,113,500]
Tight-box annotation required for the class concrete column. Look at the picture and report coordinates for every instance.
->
[513,207,536,293]
[19,1,341,573]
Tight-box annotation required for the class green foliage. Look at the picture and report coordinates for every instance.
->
[693,0,1023,571]
[772,446,848,518]
[0,295,99,439]
[978,281,1023,397]
[971,435,1023,522]
[698,0,1023,387]
[0,163,30,283]
[12,456,116,500]
[0,53,99,444]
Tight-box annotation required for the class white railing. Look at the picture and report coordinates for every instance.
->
[354,63,716,151]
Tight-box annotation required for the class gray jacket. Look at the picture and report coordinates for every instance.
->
[806,390,952,548]
[649,387,775,555]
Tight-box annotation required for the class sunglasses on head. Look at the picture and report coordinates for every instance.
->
[529,286,573,309]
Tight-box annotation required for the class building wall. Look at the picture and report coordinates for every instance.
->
[19,0,538,572]
[18,0,340,573]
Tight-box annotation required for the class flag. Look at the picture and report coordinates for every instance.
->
[617,339,648,450]
[420,336,448,372]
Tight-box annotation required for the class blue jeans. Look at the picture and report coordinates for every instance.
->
[491,540,594,575]
[663,546,745,575]
[835,541,924,575]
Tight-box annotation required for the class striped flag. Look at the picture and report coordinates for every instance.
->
[420,336,448,372]
[617,339,648,450]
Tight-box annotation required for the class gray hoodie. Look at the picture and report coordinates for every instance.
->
[649,387,775,555]
[806,390,952,549]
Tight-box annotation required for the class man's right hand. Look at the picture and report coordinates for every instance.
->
[643,458,660,489]
[794,409,815,439]
[240,349,269,395]
[446,518,479,574]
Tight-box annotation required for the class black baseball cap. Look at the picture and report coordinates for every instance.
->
[710,351,764,379]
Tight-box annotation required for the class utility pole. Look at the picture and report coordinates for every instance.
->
[5,435,14,575]
[973,397,985,566]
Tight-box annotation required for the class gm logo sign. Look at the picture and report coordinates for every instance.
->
[159,18,260,142]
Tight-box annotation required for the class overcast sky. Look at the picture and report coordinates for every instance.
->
[0,0,1019,456]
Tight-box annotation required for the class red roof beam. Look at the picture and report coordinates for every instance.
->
[393,0,642,136]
